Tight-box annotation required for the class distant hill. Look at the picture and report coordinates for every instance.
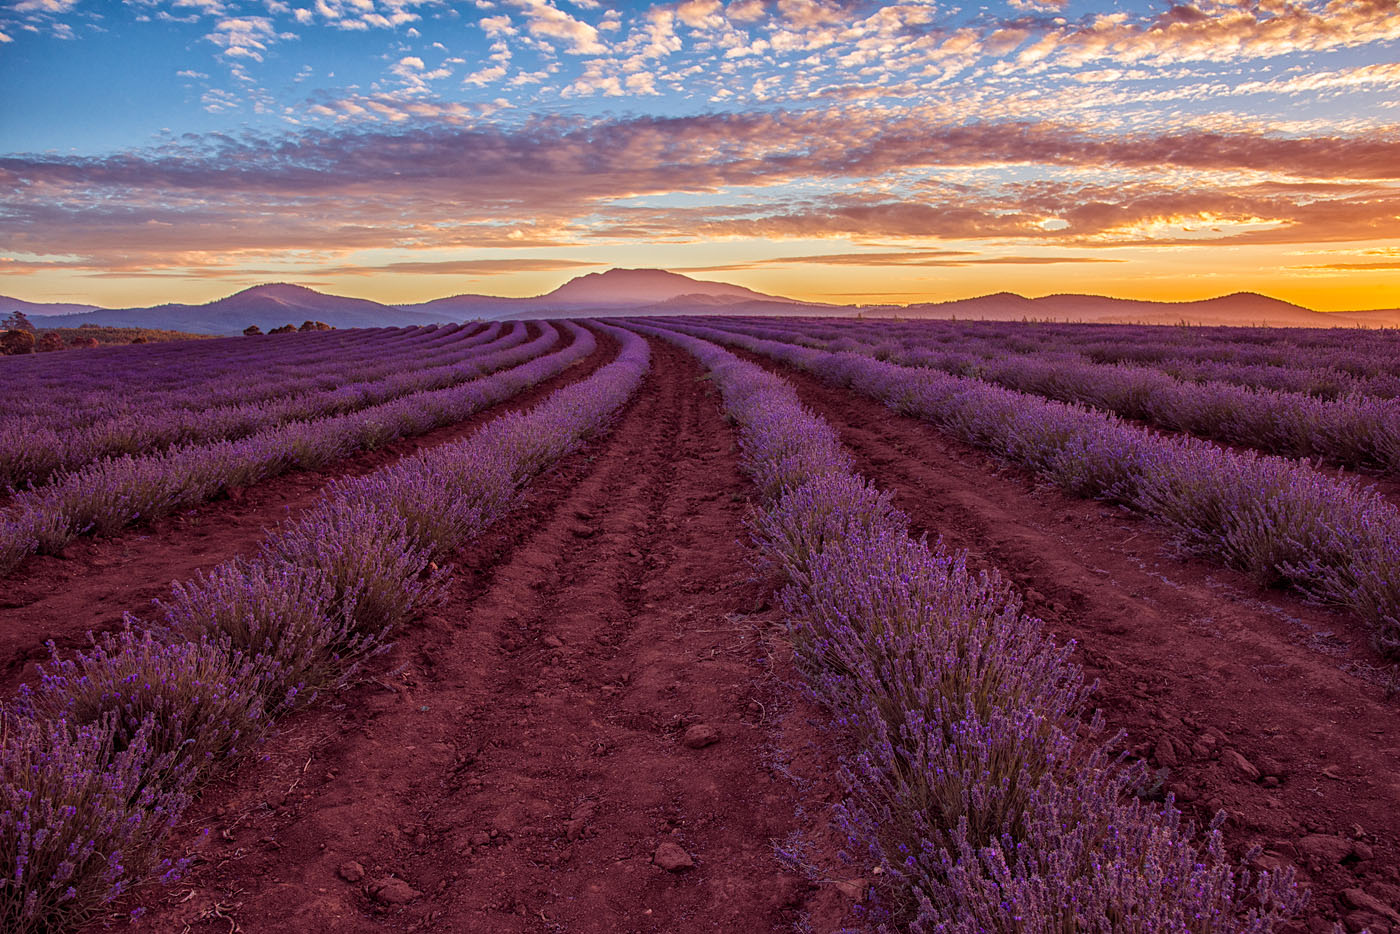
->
[396,268,806,320]
[1,295,103,317]
[885,291,1400,328]
[540,268,794,306]
[12,271,1399,333]
[29,284,453,335]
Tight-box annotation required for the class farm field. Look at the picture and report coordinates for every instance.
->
[2,319,1398,934]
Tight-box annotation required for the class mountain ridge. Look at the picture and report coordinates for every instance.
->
[10,269,1398,334]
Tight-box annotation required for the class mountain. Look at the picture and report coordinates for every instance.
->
[29,284,453,335]
[539,268,793,306]
[395,268,804,319]
[12,272,1400,334]
[1,295,104,318]
[890,291,1400,328]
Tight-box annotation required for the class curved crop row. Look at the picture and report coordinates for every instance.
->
[666,320,1400,658]
[0,323,441,421]
[0,322,650,934]
[0,323,525,490]
[0,323,574,578]
[730,315,1400,401]
[628,319,1299,932]
[708,318,1400,476]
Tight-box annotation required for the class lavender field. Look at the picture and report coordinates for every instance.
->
[1,319,1396,933]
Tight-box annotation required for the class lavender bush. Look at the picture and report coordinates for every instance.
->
[18,630,267,787]
[158,557,381,714]
[0,713,189,933]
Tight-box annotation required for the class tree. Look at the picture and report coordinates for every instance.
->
[243,324,264,336]
[36,333,65,352]
[268,324,296,334]
[70,336,100,348]
[298,320,332,331]
[130,336,148,344]
[1,329,36,355]
[1,311,35,333]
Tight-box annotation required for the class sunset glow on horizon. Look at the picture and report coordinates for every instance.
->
[2,0,1399,311]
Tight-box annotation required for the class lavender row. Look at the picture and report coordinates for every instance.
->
[668,320,1400,659]
[1,322,650,933]
[628,319,1298,932]
[0,323,496,439]
[709,318,1400,476]
[729,315,1400,402]
[0,323,573,578]
[817,315,1400,380]
[722,315,1400,403]
[0,322,402,409]
[0,323,524,490]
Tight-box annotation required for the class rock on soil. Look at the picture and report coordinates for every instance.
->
[336,860,365,883]
[368,876,421,905]
[682,723,720,748]
[1297,834,1356,866]
[654,840,695,871]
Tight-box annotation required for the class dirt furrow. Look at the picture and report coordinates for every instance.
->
[115,341,851,934]
[0,324,602,695]
[746,353,1400,933]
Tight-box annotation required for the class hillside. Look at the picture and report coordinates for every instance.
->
[13,272,1399,333]
[30,284,452,335]
[1,295,102,317]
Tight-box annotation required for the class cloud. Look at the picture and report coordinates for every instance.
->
[1298,260,1400,270]
[4,109,1399,275]
[11,0,79,11]
[316,257,605,275]
[205,15,283,61]
[506,0,607,54]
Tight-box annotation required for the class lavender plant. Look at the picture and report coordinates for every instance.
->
[0,712,189,933]
[158,556,384,712]
[18,629,267,787]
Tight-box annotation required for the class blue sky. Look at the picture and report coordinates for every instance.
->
[2,0,1399,308]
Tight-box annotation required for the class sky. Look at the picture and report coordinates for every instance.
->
[1,0,1398,311]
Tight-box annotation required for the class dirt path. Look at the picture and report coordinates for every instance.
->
[743,353,1400,934]
[0,324,603,696]
[113,341,853,934]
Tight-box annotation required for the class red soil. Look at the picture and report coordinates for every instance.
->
[98,342,856,934]
[750,353,1400,934]
[0,323,602,697]
[27,330,1400,933]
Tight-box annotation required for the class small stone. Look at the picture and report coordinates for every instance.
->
[1154,736,1179,768]
[542,635,564,648]
[654,840,694,871]
[1343,888,1400,922]
[1263,776,1280,788]
[1256,756,1286,779]
[338,861,365,883]
[833,878,867,900]
[1298,834,1352,866]
[469,832,490,847]
[369,877,421,905]
[1223,749,1261,782]
[682,724,720,749]
[1352,841,1375,861]
[565,803,597,841]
